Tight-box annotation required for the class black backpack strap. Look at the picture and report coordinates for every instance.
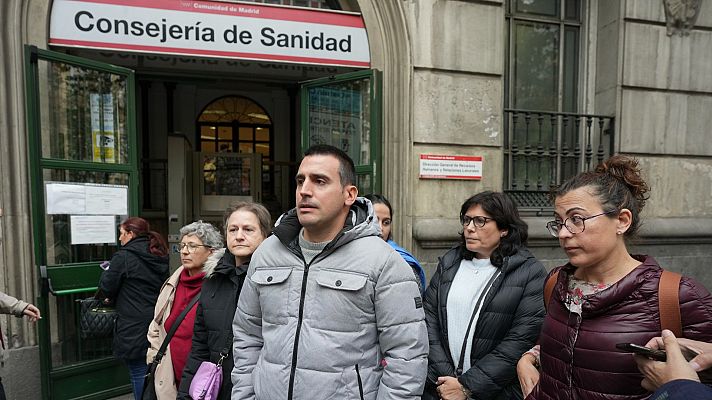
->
[217,286,240,366]
[456,270,501,376]
[150,293,201,367]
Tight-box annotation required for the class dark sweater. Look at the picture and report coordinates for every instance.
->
[650,379,712,400]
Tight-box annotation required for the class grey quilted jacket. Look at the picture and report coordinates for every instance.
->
[231,198,428,400]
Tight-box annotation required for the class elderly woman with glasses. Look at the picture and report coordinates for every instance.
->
[517,155,712,400]
[146,220,223,400]
[423,191,547,400]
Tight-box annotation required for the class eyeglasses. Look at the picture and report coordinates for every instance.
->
[178,242,211,253]
[546,210,618,237]
[461,215,494,228]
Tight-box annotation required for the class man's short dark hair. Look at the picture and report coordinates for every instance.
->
[303,144,356,187]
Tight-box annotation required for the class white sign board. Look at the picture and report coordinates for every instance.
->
[419,154,483,180]
[49,0,370,68]
[46,182,128,215]
[70,215,117,244]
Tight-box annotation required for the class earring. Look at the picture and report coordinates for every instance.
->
[616,231,623,235]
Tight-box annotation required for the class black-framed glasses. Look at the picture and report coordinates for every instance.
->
[461,215,494,228]
[178,242,211,253]
[546,209,618,237]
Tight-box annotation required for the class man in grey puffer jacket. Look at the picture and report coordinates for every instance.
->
[231,144,428,400]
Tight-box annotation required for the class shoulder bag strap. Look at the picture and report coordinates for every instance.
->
[456,270,501,376]
[151,293,201,366]
[544,271,559,311]
[659,270,682,337]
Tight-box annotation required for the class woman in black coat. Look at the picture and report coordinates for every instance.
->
[423,192,547,400]
[177,202,271,400]
[99,217,169,400]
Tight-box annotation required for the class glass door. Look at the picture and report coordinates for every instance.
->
[25,45,138,400]
[300,70,382,194]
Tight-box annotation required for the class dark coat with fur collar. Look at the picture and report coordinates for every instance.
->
[177,249,248,400]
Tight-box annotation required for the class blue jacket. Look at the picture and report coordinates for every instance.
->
[388,239,426,294]
[650,379,712,400]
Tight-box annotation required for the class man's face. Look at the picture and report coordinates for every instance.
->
[296,154,356,242]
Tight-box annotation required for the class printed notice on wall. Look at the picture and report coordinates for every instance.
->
[419,154,483,180]
[85,185,128,215]
[70,215,117,244]
[45,183,86,214]
[46,182,128,215]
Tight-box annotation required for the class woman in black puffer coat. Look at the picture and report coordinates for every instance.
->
[423,192,546,400]
[99,217,169,400]
[177,202,271,400]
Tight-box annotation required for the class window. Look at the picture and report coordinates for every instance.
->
[197,96,273,196]
[301,70,381,195]
[504,0,614,210]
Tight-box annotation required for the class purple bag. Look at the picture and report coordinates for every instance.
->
[189,360,223,400]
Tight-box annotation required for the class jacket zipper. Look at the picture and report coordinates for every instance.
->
[287,257,311,399]
[286,234,342,399]
[356,364,364,400]
[567,308,581,398]
[436,260,456,368]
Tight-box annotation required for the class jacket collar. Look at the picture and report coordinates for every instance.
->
[272,197,379,253]
[558,254,659,315]
[203,248,249,279]
[203,248,224,278]
[441,245,535,274]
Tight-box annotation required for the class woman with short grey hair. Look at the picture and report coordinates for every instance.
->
[145,221,223,399]
[179,220,223,250]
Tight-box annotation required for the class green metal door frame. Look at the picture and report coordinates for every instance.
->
[24,45,139,399]
[299,69,382,194]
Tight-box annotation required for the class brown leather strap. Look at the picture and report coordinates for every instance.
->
[544,271,559,310]
[659,270,682,337]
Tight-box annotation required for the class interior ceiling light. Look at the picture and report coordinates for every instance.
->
[247,113,270,120]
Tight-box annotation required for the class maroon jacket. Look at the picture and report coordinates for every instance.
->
[528,255,712,400]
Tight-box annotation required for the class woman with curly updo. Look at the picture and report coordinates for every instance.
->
[517,155,712,400]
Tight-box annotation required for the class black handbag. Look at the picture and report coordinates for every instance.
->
[78,298,117,339]
[141,293,201,400]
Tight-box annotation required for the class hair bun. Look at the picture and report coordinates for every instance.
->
[595,155,650,210]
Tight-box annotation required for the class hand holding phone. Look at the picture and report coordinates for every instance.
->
[616,343,667,361]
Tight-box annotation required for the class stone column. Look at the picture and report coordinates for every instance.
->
[358,1,415,249]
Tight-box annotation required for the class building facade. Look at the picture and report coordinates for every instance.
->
[0,0,711,398]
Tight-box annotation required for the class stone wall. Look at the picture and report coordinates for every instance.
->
[406,0,505,246]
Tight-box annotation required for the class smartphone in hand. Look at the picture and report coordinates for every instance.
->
[616,343,667,361]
